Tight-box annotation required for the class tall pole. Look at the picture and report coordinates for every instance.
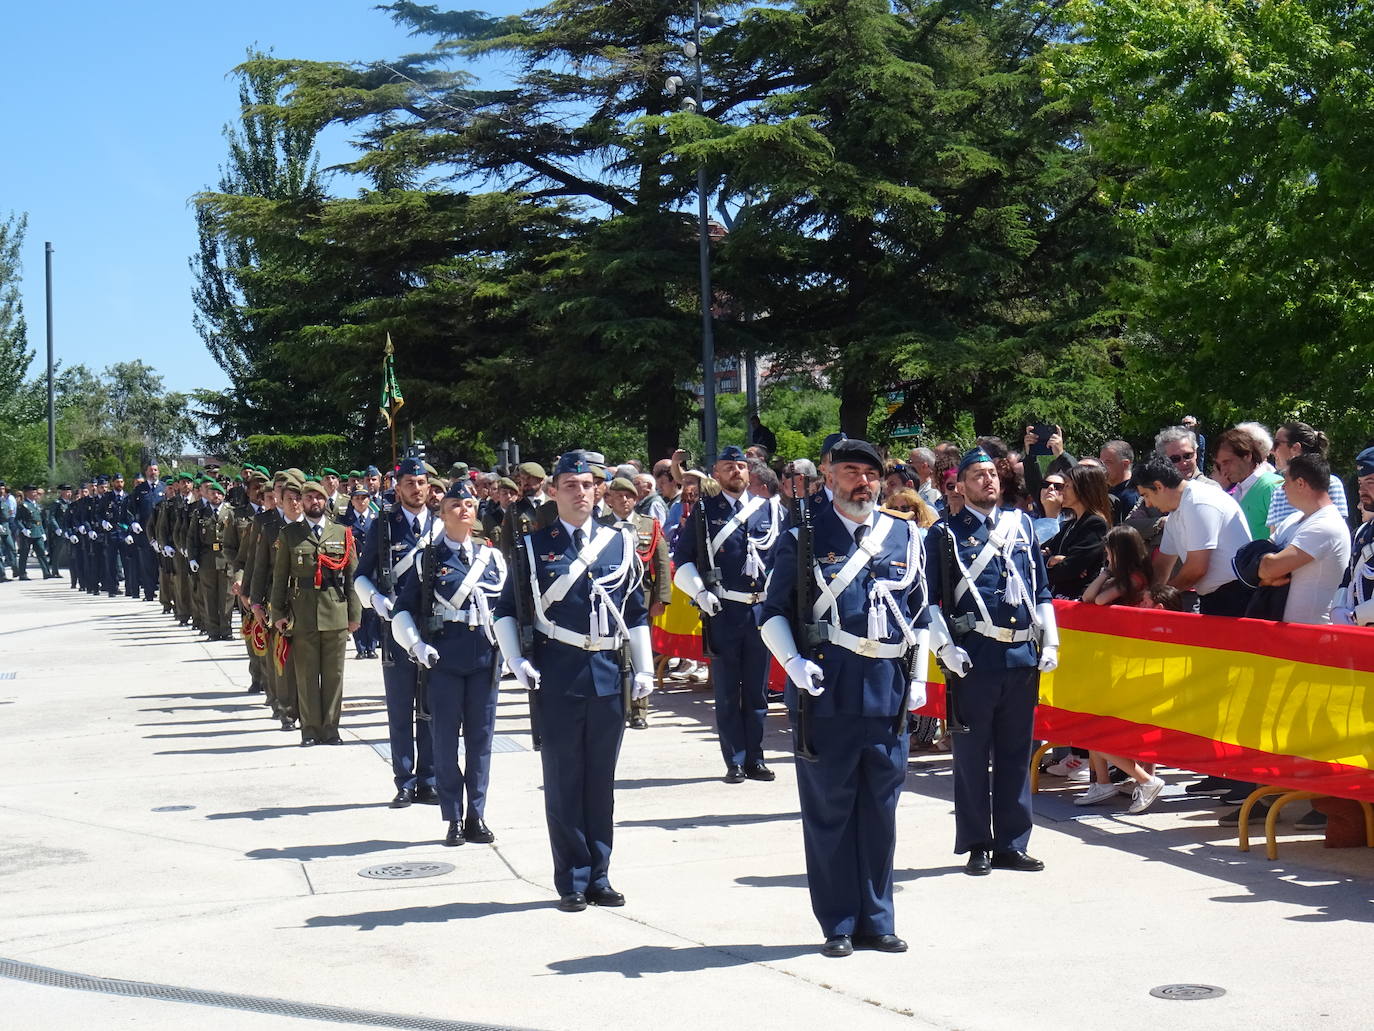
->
[45,242,56,475]
[693,0,717,465]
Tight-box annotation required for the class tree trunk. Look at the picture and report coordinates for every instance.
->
[837,361,871,439]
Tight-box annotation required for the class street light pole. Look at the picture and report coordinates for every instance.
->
[45,242,56,476]
[692,0,717,464]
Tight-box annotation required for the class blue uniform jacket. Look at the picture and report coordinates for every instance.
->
[923,506,1052,670]
[355,505,435,595]
[495,520,647,700]
[673,492,782,627]
[761,505,928,718]
[394,537,505,676]
[338,506,375,550]
[134,483,164,527]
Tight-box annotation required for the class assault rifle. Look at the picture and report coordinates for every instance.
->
[936,524,973,734]
[375,499,396,669]
[504,505,542,751]
[694,497,721,657]
[791,490,824,762]
[412,540,438,722]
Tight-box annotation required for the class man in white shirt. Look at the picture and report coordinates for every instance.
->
[1133,456,1252,615]
[1260,454,1351,625]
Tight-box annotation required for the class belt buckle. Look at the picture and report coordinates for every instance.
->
[996,626,1014,643]
[855,637,878,658]
[583,634,594,650]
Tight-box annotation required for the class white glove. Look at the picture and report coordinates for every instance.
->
[89,531,98,540]
[124,535,134,545]
[694,590,722,616]
[784,655,825,696]
[937,643,973,677]
[371,593,393,620]
[632,672,655,699]
[1331,606,1355,626]
[1035,602,1060,672]
[131,522,143,534]
[908,678,928,711]
[414,643,439,669]
[189,559,200,573]
[1038,645,1059,673]
[78,524,87,533]
[163,545,175,557]
[21,528,32,537]
[101,520,112,530]
[512,658,541,691]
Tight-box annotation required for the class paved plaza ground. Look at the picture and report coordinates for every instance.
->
[1,577,1370,1030]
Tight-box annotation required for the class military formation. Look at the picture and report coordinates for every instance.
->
[7,438,1081,958]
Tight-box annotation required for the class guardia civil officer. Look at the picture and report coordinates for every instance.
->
[924,447,1059,875]
[1332,446,1374,627]
[673,444,783,782]
[354,457,440,807]
[493,450,655,912]
[15,486,58,579]
[391,479,508,846]
[759,439,927,958]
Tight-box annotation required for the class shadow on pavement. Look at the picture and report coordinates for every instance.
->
[618,811,800,830]
[546,942,816,977]
[303,900,549,931]
[614,776,737,789]
[246,839,418,861]
[154,744,290,756]
[206,802,392,821]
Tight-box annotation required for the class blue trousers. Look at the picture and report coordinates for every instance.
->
[949,666,1039,854]
[382,641,434,791]
[428,665,498,823]
[709,612,770,767]
[794,714,908,938]
[352,609,380,653]
[537,689,624,896]
[103,538,121,595]
[137,541,159,600]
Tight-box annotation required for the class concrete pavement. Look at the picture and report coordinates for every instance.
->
[1,576,1370,1031]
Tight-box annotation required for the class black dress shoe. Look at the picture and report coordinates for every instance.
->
[965,849,992,876]
[821,935,853,958]
[323,735,343,745]
[248,683,265,694]
[628,716,647,730]
[463,817,496,844]
[279,717,296,732]
[744,761,776,782]
[991,850,1045,872]
[299,736,316,748]
[444,820,465,847]
[390,788,414,809]
[557,892,587,913]
[414,784,439,805]
[586,885,625,907]
[724,765,746,784]
[854,934,908,953]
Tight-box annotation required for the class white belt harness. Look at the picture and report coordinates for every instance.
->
[432,546,504,644]
[810,515,921,660]
[525,526,637,651]
[705,495,781,582]
[947,511,1041,642]
[392,520,440,582]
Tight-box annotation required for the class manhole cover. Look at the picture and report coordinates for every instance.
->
[1150,984,1226,1001]
[151,805,196,813]
[358,861,455,881]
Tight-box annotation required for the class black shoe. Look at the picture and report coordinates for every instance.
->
[1219,800,1268,826]
[414,784,439,805]
[854,934,908,953]
[1296,808,1327,831]
[444,821,465,847]
[628,716,647,730]
[586,885,625,907]
[965,849,992,876]
[249,683,265,694]
[724,765,746,784]
[991,850,1044,872]
[1185,775,1233,796]
[279,717,296,732]
[463,817,496,844]
[744,761,776,782]
[300,735,316,747]
[390,788,414,809]
[821,935,853,958]
[557,892,587,913]
[322,735,343,745]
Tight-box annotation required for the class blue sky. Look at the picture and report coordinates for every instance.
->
[0,1,521,397]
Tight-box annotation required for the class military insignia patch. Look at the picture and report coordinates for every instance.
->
[824,552,838,564]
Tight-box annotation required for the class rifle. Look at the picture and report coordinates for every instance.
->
[375,500,396,669]
[936,524,974,734]
[413,541,438,722]
[693,497,720,657]
[618,641,634,727]
[504,504,542,751]
[791,490,824,762]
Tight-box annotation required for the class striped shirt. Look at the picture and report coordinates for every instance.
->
[1267,475,1347,531]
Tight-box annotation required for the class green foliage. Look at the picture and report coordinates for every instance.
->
[231,434,350,472]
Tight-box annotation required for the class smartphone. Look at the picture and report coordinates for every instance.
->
[1027,423,1057,457]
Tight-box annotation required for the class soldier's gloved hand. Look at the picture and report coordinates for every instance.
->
[511,658,541,691]
[937,643,973,677]
[162,545,175,557]
[414,643,439,669]
[78,524,87,533]
[124,535,134,545]
[908,678,928,711]
[784,655,824,696]
[89,531,98,540]
[632,672,655,699]
[371,593,393,620]
[101,520,112,530]
[1331,606,1356,626]
[20,528,31,537]
[131,522,142,534]
[189,559,200,573]
[1038,645,1059,673]
[694,590,722,617]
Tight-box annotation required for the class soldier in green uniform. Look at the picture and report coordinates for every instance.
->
[249,470,302,730]
[605,477,672,728]
[194,477,233,640]
[225,471,270,693]
[16,486,58,579]
[270,478,361,746]
[170,477,198,627]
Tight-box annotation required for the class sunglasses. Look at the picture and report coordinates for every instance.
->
[889,504,914,513]
[1168,452,1196,464]
[1043,481,1064,490]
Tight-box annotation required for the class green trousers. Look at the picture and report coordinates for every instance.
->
[292,628,347,742]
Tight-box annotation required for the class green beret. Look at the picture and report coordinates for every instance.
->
[321,467,340,477]
[609,476,637,494]
[497,476,517,491]
[516,462,546,479]
[300,479,326,497]
[449,462,469,477]
[279,474,305,495]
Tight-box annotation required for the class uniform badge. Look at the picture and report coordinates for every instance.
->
[824,552,837,564]
[543,552,561,562]
[438,566,453,577]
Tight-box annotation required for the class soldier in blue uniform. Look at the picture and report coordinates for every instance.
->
[923,448,1060,876]
[339,484,380,658]
[673,444,784,782]
[759,439,927,958]
[391,479,508,847]
[131,462,164,602]
[354,457,440,807]
[493,450,655,912]
[1332,446,1374,627]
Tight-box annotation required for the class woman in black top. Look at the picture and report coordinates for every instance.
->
[1043,464,1112,599]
